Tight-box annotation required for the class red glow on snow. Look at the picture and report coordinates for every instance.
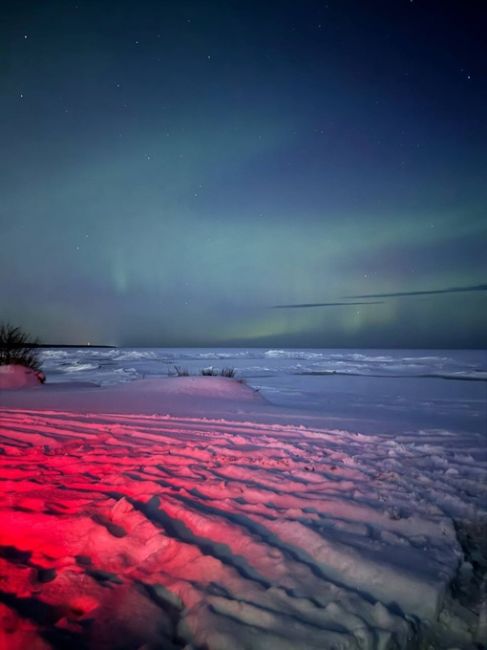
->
[0,398,473,647]
[1,405,338,646]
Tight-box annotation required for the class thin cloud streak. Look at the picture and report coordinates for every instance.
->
[345,283,487,300]
[271,301,384,309]
[271,283,487,310]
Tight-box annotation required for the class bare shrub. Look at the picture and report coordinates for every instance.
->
[0,323,42,373]
[200,367,236,377]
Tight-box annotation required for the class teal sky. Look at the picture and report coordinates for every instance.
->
[1,1,486,347]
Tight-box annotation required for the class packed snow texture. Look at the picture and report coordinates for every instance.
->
[0,350,486,649]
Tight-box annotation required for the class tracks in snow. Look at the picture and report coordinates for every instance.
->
[0,407,485,649]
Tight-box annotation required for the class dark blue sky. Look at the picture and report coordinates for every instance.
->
[1,1,486,347]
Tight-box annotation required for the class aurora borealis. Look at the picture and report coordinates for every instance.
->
[1,1,486,348]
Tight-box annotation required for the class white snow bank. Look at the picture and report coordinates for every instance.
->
[0,364,44,389]
[0,374,485,648]
[120,376,259,399]
[0,376,265,416]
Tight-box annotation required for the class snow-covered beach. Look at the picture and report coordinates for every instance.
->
[0,348,486,649]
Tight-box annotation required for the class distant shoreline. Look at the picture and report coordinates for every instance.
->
[30,344,117,349]
[27,344,487,351]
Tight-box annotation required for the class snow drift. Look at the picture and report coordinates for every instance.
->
[0,376,485,649]
[0,364,44,390]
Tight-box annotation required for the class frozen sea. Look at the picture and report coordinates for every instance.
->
[40,347,487,435]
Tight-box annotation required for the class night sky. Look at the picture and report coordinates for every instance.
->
[1,1,486,348]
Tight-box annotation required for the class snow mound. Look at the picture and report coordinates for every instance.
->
[121,376,259,399]
[0,364,44,390]
[0,376,265,416]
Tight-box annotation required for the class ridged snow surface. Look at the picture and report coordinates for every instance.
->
[0,374,485,649]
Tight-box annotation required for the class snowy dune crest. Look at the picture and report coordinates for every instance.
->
[0,364,44,390]
[0,377,485,648]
